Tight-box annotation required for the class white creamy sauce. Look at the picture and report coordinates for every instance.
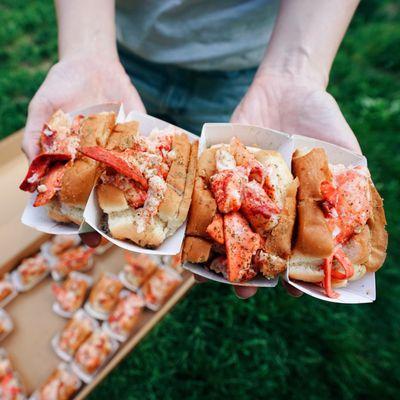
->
[43,127,54,137]
[37,184,47,193]
[27,173,39,184]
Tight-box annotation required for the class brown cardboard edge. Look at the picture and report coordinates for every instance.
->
[0,130,23,165]
[0,234,50,276]
[74,275,194,399]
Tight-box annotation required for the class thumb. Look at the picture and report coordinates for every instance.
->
[22,94,54,161]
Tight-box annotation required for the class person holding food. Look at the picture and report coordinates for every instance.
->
[22,0,361,298]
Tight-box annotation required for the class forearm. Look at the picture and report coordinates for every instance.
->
[55,0,117,60]
[259,0,359,87]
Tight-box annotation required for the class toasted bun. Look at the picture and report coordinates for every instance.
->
[293,148,332,201]
[108,210,166,248]
[183,236,212,263]
[186,176,217,237]
[197,147,217,181]
[349,263,367,281]
[288,255,367,286]
[47,109,72,135]
[342,225,371,265]
[59,112,115,208]
[106,121,139,150]
[46,199,83,225]
[78,112,116,148]
[288,254,325,283]
[292,148,335,258]
[256,178,299,277]
[166,133,192,194]
[46,199,72,224]
[97,130,198,248]
[158,137,198,235]
[59,158,99,208]
[97,184,128,213]
[366,183,388,271]
[165,140,198,234]
[254,149,293,209]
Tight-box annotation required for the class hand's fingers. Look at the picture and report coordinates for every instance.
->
[234,286,258,299]
[302,91,361,154]
[281,280,303,297]
[80,232,102,248]
[23,94,55,161]
[193,274,208,283]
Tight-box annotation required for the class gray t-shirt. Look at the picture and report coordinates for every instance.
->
[116,0,279,71]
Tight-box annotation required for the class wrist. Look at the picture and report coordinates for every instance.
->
[60,39,119,62]
[257,47,329,89]
[59,47,120,65]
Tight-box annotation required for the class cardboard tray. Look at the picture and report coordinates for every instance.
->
[0,131,194,398]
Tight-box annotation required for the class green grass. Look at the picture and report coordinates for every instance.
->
[1,1,399,399]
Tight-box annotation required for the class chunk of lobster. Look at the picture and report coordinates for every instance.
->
[101,173,147,209]
[241,180,280,236]
[223,212,261,282]
[321,166,372,244]
[19,153,72,192]
[33,162,66,207]
[79,146,148,189]
[229,137,266,184]
[206,213,224,244]
[210,170,245,214]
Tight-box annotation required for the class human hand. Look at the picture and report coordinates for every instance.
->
[22,55,145,247]
[22,55,145,160]
[231,70,361,153]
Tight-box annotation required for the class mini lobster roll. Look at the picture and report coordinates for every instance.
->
[80,123,198,248]
[289,148,388,298]
[20,110,116,225]
[183,137,297,283]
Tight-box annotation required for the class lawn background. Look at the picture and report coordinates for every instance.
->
[0,1,399,399]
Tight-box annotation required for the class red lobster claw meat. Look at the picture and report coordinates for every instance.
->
[79,146,148,190]
[33,163,66,207]
[19,152,72,192]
